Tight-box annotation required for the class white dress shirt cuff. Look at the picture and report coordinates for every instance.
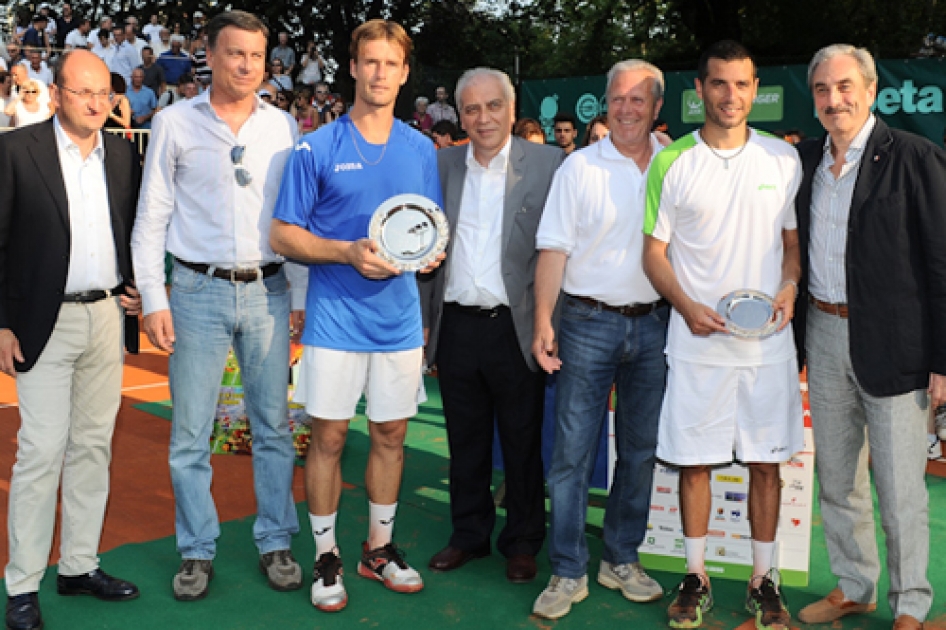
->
[141,285,170,317]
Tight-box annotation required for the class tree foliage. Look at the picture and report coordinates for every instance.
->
[11,0,945,95]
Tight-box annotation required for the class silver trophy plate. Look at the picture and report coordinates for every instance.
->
[368,194,449,272]
[716,289,782,339]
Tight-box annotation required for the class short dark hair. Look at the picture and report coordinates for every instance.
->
[97,28,110,40]
[142,46,153,54]
[206,10,268,51]
[431,119,458,140]
[553,113,577,129]
[698,40,756,82]
[177,72,195,87]
[110,71,126,94]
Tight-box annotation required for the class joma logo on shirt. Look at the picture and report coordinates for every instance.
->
[334,162,364,173]
[757,184,777,191]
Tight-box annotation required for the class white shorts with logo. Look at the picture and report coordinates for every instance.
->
[293,346,425,423]
[656,356,804,466]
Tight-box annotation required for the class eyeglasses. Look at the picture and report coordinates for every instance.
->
[230,145,252,188]
[59,86,114,102]
[315,90,328,95]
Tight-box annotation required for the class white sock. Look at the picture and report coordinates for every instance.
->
[684,536,707,576]
[751,539,776,585]
[309,512,338,556]
[368,501,397,548]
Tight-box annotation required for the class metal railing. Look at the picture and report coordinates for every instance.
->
[0,126,150,154]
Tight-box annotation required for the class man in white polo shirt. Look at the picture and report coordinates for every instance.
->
[642,40,803,630]
[531,58,669,620]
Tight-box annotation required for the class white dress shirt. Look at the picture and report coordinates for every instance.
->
[109,41,141,84]
[132,89,307,316]
[54,117,120,293]
[444,138,512,308]
[808,115,876,304]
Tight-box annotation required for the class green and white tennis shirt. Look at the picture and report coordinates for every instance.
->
[644,128,802,367]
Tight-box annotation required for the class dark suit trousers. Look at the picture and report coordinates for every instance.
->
[436,303,546,558]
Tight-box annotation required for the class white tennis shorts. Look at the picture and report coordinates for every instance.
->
[292,346,425,422]
[656,356,804,466]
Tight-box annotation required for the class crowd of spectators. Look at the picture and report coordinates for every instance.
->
[3,5,646,147]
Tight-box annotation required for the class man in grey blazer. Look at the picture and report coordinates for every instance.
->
[422,67,562,584]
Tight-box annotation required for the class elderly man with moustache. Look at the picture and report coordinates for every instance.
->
[0,49,142,630]
[423,67,562,584]
[531,59,669,620]
[794,45,946,630]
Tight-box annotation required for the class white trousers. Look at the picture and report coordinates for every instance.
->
[5,299,124,595]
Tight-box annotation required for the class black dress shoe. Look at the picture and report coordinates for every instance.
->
[506,553,537,583]
[428,545,490,572]
[6,593,42,630]
[56,569,139,601]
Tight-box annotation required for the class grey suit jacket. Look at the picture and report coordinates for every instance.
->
[420,136,563,371]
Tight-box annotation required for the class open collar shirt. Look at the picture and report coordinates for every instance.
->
[808,114,876,304]
[132,89,304,316]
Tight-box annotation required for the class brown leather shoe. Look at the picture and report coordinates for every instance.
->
[893,614,924,630]
[428,546,489,572]
[506,554,537,583]
[797,587,877,624]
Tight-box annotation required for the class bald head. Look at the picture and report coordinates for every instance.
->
[10,65,27,85]
[54,50,114,141]
[57,49,111,88]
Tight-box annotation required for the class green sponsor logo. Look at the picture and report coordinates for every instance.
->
[758,184,777,191]
[681,86,785,123]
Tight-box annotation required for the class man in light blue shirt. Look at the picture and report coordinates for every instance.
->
[126,68,156,129]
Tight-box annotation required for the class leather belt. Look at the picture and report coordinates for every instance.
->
[63,284,125,304]
[810,295,848,318]
[176,258,282,282]
[567,294,669,318]
[445,302,509,318]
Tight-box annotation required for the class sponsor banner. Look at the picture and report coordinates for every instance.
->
[639,423,815,587]
[521,58,946,146]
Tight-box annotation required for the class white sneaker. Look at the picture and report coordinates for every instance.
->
[311,551,347,612]
[597,560,664,602]
[936,405,946,441]
[928,435,944,461]
[532,575,589,619]
[357,542,424,593]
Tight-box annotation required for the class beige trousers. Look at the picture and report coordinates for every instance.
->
[5,299,124,595]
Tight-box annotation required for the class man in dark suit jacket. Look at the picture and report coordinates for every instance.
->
[422,67,562,584]
[0,50,141,630]
[793,45,946,630]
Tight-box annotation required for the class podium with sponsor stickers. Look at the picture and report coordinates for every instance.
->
[637,381,815,587]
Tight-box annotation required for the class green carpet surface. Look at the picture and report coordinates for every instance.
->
[32,380,946,629]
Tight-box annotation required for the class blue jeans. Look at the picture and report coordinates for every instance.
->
[168,261,299,559]
[547,297,668,578]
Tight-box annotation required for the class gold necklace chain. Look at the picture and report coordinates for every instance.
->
[349,121,388,166]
